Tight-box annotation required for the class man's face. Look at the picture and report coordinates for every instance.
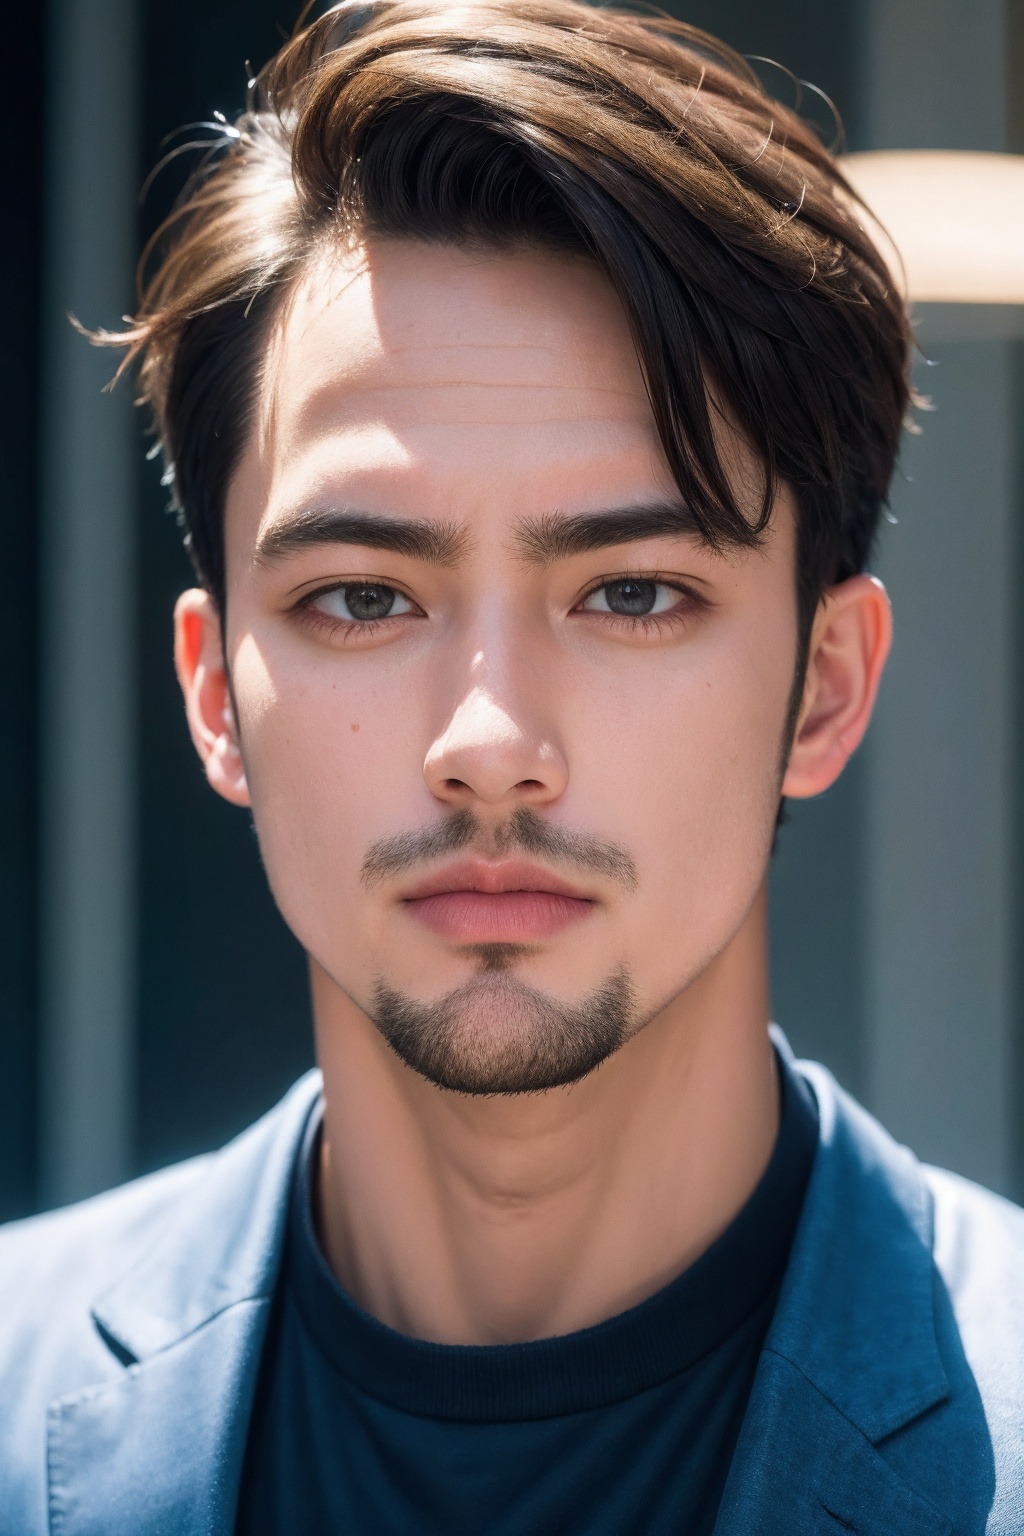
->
[219,240,799,1092]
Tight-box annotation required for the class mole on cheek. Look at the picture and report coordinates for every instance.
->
[350,723,360,732]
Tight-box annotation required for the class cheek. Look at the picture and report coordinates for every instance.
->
[580,618,789,813]
[571,620,791,956]
[227,633,426,949]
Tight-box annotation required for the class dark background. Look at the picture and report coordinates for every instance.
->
[0,6,46,1219]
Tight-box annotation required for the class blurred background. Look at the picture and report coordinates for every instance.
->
[2,0,1023,1220]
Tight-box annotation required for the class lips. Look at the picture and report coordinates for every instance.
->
[401,859,595,942]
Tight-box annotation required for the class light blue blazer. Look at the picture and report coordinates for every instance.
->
[2,1046,1023,1534]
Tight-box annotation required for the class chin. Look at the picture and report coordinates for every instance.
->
[370,968,639,1096]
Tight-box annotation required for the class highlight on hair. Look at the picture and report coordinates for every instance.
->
[100,0,912,644]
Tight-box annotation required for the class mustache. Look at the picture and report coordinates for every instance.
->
[360,807,638,891]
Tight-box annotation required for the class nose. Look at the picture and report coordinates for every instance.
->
[423,663,569,812]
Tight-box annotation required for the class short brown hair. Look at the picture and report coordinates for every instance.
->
[106,0,911,645]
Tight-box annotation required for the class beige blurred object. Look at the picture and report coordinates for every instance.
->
[839,150,1024,304]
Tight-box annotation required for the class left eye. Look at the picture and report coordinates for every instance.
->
[313,583,413,622]
[582,579,680,617]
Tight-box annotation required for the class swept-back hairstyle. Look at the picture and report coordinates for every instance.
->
[106,0,911,648]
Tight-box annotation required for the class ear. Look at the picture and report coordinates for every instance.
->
[781,574,892,799]
[173,588,251,807]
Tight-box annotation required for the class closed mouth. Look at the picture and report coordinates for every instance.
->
[401,859,596,942]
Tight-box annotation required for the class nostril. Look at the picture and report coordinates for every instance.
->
[517,779,545,791]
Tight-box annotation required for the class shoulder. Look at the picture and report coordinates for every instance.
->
[0,1070,320,1412]
[0,1073,320,1533]
[0,1155,213,1535]
[811,1059,1024,1401]
[0,1152,210,1315]
[926,1161,1024,1292]
[796,1050,1024,1328]
[0,1155,212,1401]
[921,1166,1024,1531]
[925,1163,1024,1409]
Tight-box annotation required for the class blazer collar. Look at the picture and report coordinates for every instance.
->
[771,1054,949,1442]
[47,1071,322,1536]
[713,1041,952,1535]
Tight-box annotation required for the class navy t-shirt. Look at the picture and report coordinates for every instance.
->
[235,1057,818,1535]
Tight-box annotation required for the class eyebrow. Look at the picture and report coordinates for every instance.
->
[513,501,705,563]
[253,509,468,568]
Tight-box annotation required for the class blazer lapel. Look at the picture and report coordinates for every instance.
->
[713,1352,952,1536]
[47,1072,322,1536]
[47,1300,269,1536]
[715,1052,953,1536]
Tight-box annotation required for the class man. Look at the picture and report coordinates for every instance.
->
[3,1,1023,1531]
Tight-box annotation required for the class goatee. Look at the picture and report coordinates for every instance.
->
[372,967,637,1095]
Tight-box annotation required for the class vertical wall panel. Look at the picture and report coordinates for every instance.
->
[1007,0,1024,1200]
[0,6,46,1220]
[868,341,1014,1189]
[38,0,139,1205]
[863,0,1005,152]
[862,0,1015,1189]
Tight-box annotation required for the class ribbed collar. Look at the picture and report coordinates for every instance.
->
[286,1053,818,1421]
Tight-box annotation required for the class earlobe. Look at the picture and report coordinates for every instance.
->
[781,574,891,800]
[173,588,251,807]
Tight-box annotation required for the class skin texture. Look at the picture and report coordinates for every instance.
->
[175,241,891,1344]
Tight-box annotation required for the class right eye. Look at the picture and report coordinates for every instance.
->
[312,583,414,623]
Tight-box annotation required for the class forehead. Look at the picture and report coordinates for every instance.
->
[247,239,668,511]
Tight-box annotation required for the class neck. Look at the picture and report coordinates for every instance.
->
[312,888,777,1345]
